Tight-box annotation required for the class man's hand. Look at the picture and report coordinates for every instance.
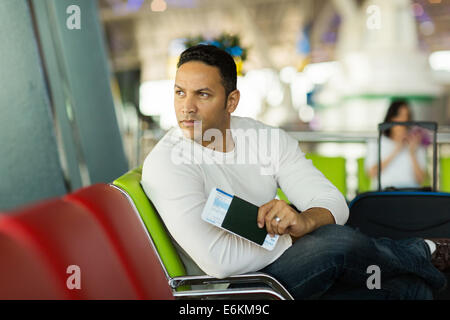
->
[257,199,335,241]
[257,199,306,238]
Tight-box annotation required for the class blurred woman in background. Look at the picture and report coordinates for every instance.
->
[366,99,427,190]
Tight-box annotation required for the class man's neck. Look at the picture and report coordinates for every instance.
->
[202,128,235,153]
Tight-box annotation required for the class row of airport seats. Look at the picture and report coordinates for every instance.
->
[0,183,173,300]
[0,168,292,300]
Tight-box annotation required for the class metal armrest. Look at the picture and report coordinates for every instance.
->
[170,272,293,300]
[173,286,286,300]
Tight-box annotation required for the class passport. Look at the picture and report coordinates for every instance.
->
[201,188,279,250]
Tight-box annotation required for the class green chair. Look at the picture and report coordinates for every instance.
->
[276,154,347,203]
[276,188,290,204]
[357,158,372,194]
[112,167,187,283]
[441,157,450,192]
[306,153,347,198]
[112,168,293,300]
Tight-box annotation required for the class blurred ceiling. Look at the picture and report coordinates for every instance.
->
[98,0,450,76]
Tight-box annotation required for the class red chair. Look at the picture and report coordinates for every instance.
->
[0,232,66,300]
[0,184,174,300]
[66,184,173,300]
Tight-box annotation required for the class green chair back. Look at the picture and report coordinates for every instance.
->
[306,153,347,197]
[276,188,290,204]
[277,154,347,203]
[441,157,450,192]
[357,157,371,194]
[113,168,187,281]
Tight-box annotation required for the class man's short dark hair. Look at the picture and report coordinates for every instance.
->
[177,45,237,97]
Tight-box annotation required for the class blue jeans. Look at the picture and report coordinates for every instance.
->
[260,224,447,300]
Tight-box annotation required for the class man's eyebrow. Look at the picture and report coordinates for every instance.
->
[195,87,213,93]
[174,84,213,93]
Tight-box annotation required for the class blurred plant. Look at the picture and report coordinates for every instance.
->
[184,33,248,75]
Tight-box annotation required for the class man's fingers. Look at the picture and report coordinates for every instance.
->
[257,200,276,228]
[265,202,285,235]
[271,216,285,236]
[257,204,268,228]
[265,209,279,236]
[276,216,291,235]
[258,200,295,237]
[275,213,296,235]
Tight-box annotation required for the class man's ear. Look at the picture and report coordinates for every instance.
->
[226,89,240,113]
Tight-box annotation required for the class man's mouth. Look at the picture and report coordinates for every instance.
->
[180,120,199,127]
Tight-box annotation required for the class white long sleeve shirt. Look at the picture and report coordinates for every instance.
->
[142,116,349,279]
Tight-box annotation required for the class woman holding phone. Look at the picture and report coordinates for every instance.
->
[366,99,427,190]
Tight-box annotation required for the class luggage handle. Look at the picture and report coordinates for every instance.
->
[378,121,437,132]
[377,121,438,192]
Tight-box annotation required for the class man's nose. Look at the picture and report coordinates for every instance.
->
[182,95,198,114]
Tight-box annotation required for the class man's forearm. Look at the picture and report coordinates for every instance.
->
[291,207,335,242]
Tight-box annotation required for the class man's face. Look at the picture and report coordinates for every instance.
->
[174,61,232,143]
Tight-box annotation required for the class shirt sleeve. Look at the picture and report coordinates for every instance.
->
[274,129,349,226]
[141,149,291,279]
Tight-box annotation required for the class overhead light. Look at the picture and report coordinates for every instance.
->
[298,105,314,123]
[303,61,338,85]
[151,0,167,12]
[429,51,450,72]
[267,87,284,107]
[279,66,297,84]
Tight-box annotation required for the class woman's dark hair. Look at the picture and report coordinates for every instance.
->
[383,99,413,137]
[177,45,237,97]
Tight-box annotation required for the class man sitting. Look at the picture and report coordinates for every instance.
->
[142,44,449,299]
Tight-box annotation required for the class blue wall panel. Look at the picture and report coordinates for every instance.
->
[34,0,129,184]
[0,0,66,210]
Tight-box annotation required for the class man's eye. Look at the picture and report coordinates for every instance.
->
[199,92,209,97]
[175,90,185,96]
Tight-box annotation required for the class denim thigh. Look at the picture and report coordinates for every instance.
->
[260,224,446,299]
